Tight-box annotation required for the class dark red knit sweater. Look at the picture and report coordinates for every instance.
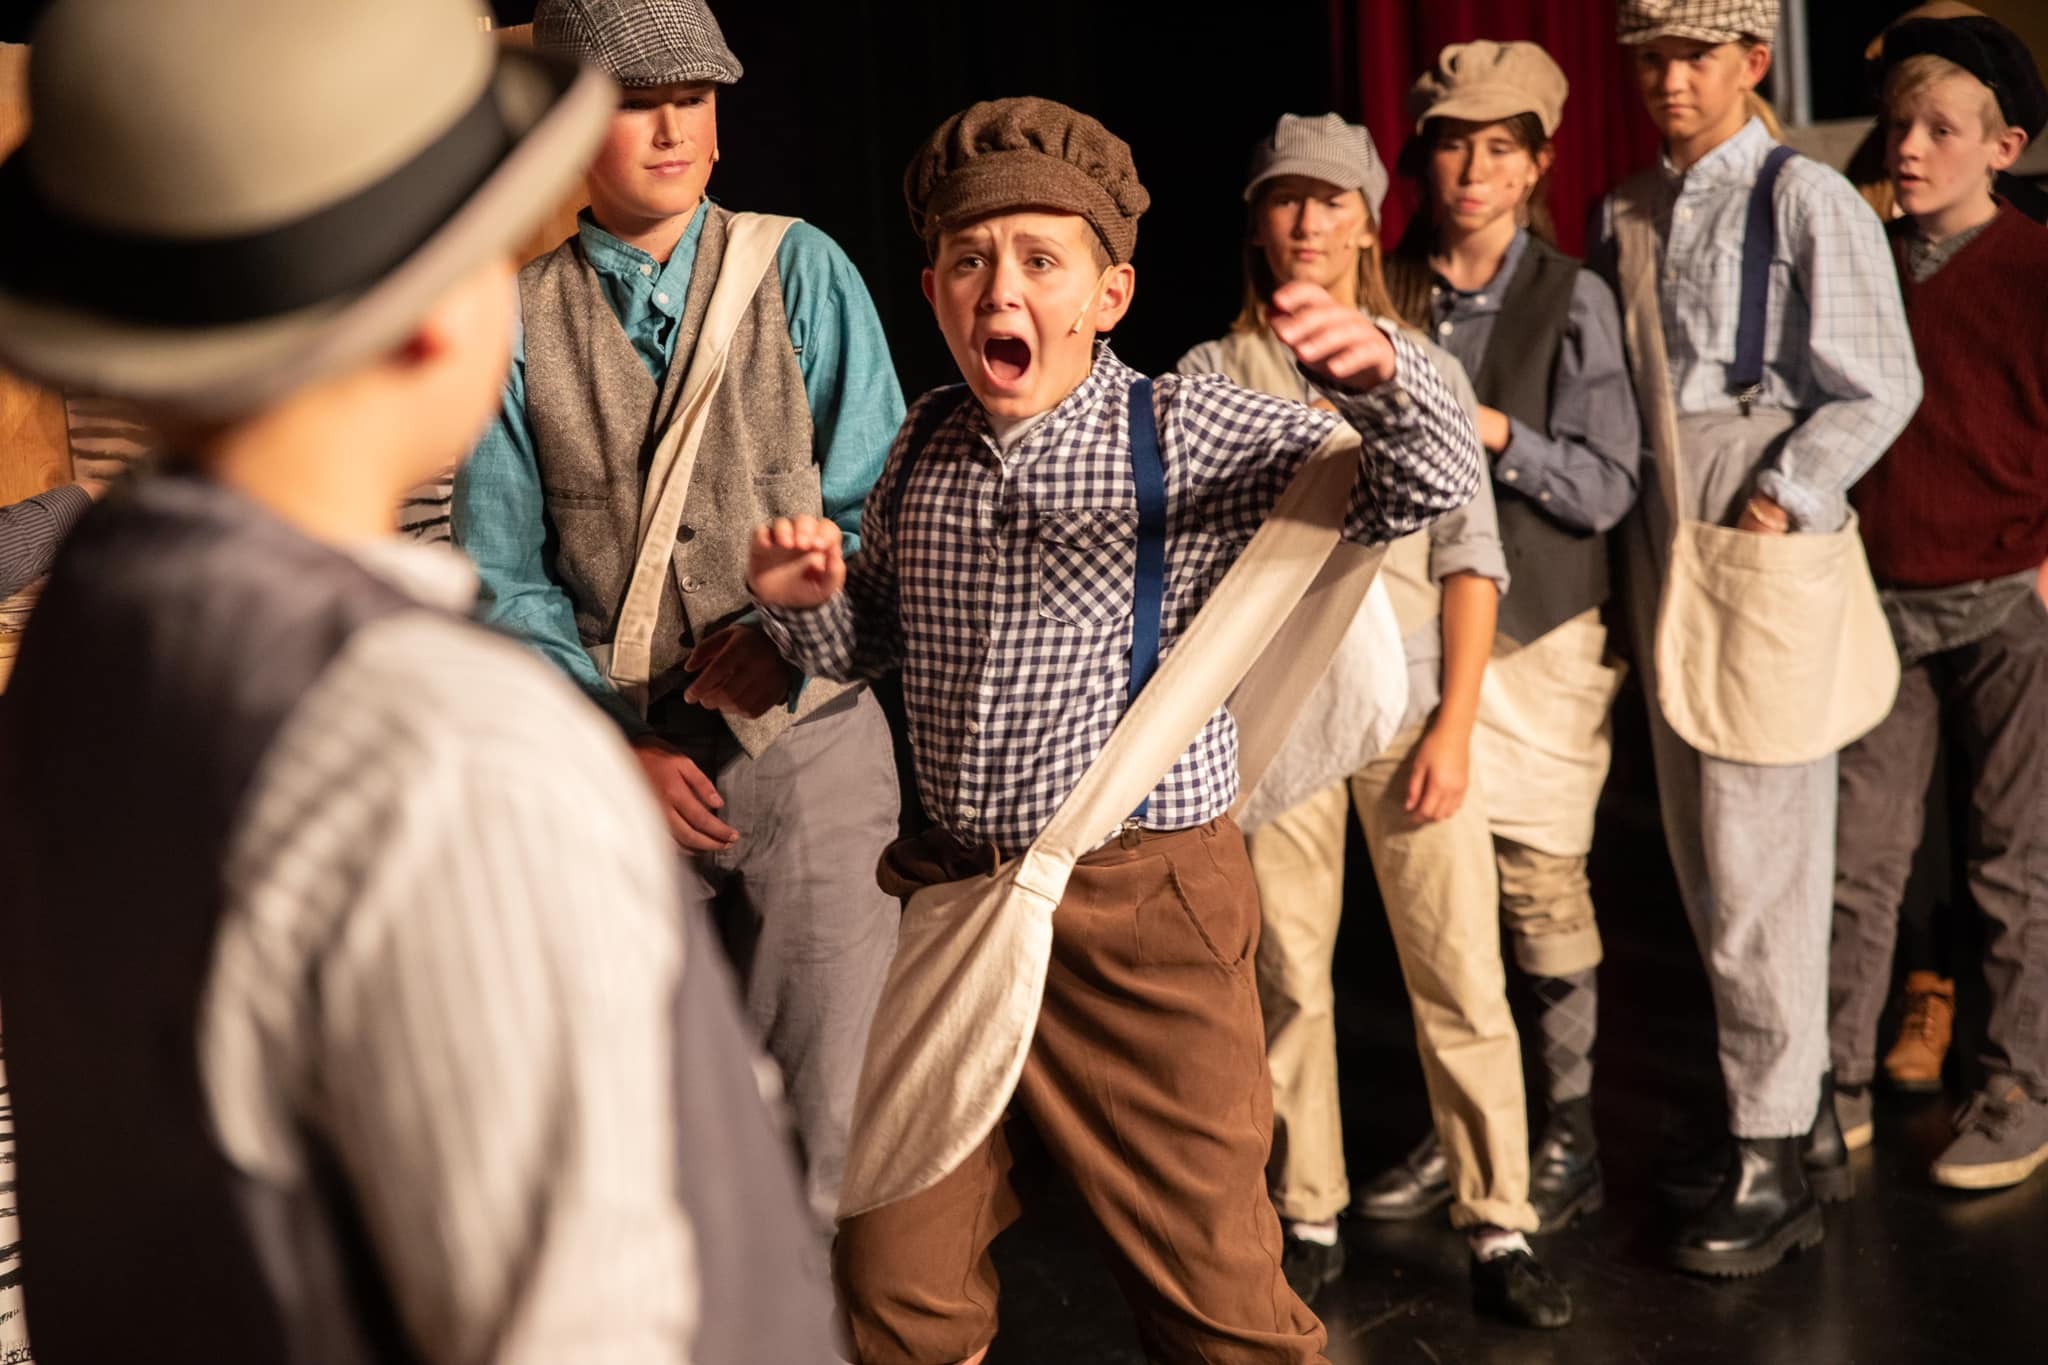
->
[1853,203,2048,588]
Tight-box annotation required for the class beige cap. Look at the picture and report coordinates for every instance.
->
[1409,40,1569,137]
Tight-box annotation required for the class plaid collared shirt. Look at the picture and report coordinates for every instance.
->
[758,337,1481,858]
[1594,118,1922,530]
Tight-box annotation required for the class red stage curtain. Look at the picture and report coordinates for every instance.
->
[1328,0,1660,257]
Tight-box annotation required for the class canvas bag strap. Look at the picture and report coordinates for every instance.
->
[1730,146,1798,415]
[1024,410,1369,886]
[604,212,798,711]
[1613,178,1691,524]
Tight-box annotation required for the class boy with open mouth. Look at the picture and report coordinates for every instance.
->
[749,95,1483,1365]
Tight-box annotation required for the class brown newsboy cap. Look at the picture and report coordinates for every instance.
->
[904,96,1152,264]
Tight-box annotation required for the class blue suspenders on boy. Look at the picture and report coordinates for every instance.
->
[892,378,1169,824]
[1731,144,1799,416]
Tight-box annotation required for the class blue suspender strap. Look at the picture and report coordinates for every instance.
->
[1732,144,1798,415]
[1126,377,1168,822]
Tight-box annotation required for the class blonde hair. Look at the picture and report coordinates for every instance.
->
[1745,90,1786,140]
[1883,52,2008,137]
[1231,193,1400,335]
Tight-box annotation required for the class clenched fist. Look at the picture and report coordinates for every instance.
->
[1268,279,1398,391]
[749,515,846,609]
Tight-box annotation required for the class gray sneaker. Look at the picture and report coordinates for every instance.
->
[1835,1082,1874,1152]
[1930,1080,2048,1190]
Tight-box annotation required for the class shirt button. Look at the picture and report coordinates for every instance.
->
[656,291,670,306]
[1678,206,1693,222]
[966,719,982,735]
[1474,295,1487,305]
[1538,490,1552,503]
[959,806,978,823]
[1437,321,1453,336]
[680,575,700,593]
[639,263,653,277]
[1503,468,1520,483]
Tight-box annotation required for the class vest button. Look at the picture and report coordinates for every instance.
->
[680,575,700,593]
[677,524,695,543]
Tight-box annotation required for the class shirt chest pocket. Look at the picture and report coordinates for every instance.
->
[1036,510,1138,627]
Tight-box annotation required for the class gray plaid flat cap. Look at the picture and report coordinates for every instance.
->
[534,0,742,86]
[1243,113,1389,218]
[1618,0,1781,45]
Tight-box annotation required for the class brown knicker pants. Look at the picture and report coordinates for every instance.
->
[834,819,1329,1365]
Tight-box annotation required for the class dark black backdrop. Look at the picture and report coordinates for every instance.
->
[519,0,1342,396]
[0,0,1338,396]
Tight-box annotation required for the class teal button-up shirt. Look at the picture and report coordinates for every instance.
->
[454,201,905,733]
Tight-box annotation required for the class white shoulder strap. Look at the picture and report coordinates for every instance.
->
[1020,415,1383,889]
[606,212,799,710]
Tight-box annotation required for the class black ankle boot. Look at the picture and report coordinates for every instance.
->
[1804,1071,1855,1203]
[1353,1131,1451,1221]
[1531,1096,1604,1233]
[1668,1136,1823,1277]
[1660,1074,1856,1208]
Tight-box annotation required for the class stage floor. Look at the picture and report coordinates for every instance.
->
[984,707,2045,1365]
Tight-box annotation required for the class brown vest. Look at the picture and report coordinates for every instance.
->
[521,205,843,752]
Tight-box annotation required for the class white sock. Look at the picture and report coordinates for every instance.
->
[1468,1227,1530,1261]
[1286,1218,1339,1246]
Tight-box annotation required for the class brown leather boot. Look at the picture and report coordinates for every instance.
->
[1883,972,1956,1093]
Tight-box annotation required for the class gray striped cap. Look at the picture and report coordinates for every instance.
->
[534,0,743,87]
[1243,113,1389,218]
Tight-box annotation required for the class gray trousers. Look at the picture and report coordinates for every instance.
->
[1625,419,1832,1138]
[667,688,901,1222]
[1831,593,2048,1096]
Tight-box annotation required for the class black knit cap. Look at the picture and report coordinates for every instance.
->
[1882,16,2048,141]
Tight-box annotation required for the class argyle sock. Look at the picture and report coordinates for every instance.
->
[1529,969,1598,1108]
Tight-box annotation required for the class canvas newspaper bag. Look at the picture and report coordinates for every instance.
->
[601,212,799,714]
[1612,151,1897,767]
[839,384,1390,1218]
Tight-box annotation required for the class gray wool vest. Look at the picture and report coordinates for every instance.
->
[1472,235,1612,646]
[520,204,846,753]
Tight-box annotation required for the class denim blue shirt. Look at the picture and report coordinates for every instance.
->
[453,201,905,732]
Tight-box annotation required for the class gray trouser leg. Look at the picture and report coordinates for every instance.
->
[684,690,902,1222]
[1830,664,1941,1088]
[1625,507,1832,1139]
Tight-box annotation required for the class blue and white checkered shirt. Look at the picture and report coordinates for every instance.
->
[757,336,1482,858]
[1595,118,1922,530]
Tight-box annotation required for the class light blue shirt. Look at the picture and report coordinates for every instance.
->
[1596,118,1922,531]
[453,200,905,732]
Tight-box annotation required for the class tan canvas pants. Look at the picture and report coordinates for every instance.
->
[1249,724,1537,1233]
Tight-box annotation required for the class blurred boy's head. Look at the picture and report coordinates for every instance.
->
[1617,2,1777,144]
[535,0,742,236]
[905,97,1148,418]
[0,0,610,484]
[1880,17,2045,226]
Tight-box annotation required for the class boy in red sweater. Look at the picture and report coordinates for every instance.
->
[1829,14,2048,1191]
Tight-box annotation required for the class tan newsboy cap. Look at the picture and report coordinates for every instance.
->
[904,97,1151,264]
[1410,40,1569,137]
[1618,0,1781,46]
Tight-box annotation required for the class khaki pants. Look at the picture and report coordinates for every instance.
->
[834,820,1328,1365]
[1495,838,1602,978]
[1249,725,1536,1233]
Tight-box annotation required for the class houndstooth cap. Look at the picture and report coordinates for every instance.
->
[534,0,742,87]
[1618,0,1781,46]
[1243,113,1389,218]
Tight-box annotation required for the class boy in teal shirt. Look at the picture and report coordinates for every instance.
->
[454,0,904,1224]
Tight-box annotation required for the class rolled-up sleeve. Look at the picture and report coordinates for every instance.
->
[0,483,93,598]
